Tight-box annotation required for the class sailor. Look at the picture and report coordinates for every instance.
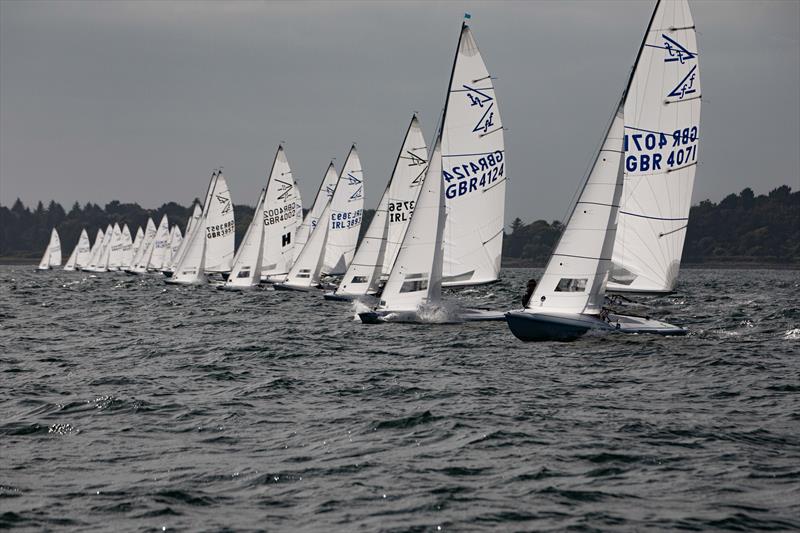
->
[522,278,537,307]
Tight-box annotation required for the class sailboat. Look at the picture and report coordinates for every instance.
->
[325,115,428,301]
[128,218,157,274]
[37,228,61,270]
[440,20,506,288]
[168,226,183,267]
[86,224,113,272]
[119,225,133,269]
[128,227,144,270]
[259,145,302,282]
[165,203,201,275]
[275,202,332,291]
[607,0,701,294]
[221,188,266,290]
[82,228,104,271]
[505,2,691,341]
[294,162,339,254]
[167,170,230,285]
[359,137,447,323]
[146,215,171,271]
[321,145,365,276]
[64,229,91,271]
[106,223,124,271]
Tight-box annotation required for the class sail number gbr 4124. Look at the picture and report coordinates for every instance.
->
[442,150,504,200]
[624,126,698,173]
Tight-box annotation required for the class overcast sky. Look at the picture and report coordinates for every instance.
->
[1,0,798,223]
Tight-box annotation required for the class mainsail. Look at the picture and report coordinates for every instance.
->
[85,228,105,271]
[37,228,62,270]
[107,223,123,270]
[295,163,338,251]
[65,229,91,271]
[378,137,446,312]
[260,145,301,280]
[441,22,506,287]
[168,203,202,272]
[225,188,267,289]
[204,172,235,273]
[168,226,183,266]
[609,0,701,293]
[120,225,133,268]
[322,145,364,275]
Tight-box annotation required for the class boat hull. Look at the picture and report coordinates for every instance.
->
[506,310,686,341]
[359,308,506,324]
[273,283,319,292]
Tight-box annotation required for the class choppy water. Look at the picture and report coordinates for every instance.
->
[1,266,798,531]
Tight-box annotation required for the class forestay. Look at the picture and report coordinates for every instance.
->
[225,189,266,289]
[322,146,364,275]
[525,108,625,314]
[295,163,338,251]
[441,23,506,287]
[378,137,446,312]
[610,0,701,293]
[261,146,301,279]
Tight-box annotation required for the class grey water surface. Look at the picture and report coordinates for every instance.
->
[1,266,799,531]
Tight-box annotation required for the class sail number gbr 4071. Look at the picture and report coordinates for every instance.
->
[624,126,698,173]
[442,150,505,200]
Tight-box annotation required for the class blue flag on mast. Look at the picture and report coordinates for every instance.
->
[464,12,471,19]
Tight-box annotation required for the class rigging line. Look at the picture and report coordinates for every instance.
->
[553,253,612,262]
[481,228,503,246]
[665,94,701,104]
[482,177,507,194]
[658,224,687,238]
[578,201,619,208]
[449,87,494,93]
[478,126,503,138]
[619,210,688,221]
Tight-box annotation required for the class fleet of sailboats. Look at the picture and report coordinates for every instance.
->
[34,1,697,340]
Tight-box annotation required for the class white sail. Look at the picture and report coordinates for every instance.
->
[295,163,338,251]
[383,115,429,276]
[63,239,78,271]
[525,108,625,314]
[171,218,207,284]
[610,0,701,293]
[441,23,506,287]
[378,137,446,312]
[37,228,61,270]
[168,203,202,272]
[107,223,123,270]
[225,189,267,289]
[129,227,143,268]
[85,228,104,270]
[168,226,183,265]
[130,218,157,273]
[292,179,304,265]
[65,229,91,271]
[96,224,114,272]
[260,146,302,279]
[204,173,235,273]
[147,215,171,270]
[322,145,364,275]
[119,225,133,268]
[335,190,389,297]
[282,202,331,289]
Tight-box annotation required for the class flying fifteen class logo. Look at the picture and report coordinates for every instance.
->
[662,34,695,64]
[216,194,232,215]
[668,65,698,99]
[275,178,293,202]
[347,173,363,200]
[463,85,495,134]
[401,150,428,185]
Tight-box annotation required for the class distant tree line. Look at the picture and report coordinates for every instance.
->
[1,185,797,265]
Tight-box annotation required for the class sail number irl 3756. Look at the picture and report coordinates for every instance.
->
[443,150,505,199]
[624,126,698,173]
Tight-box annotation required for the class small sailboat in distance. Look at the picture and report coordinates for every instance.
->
[82,228,104,271]
[64,229,91,271]
[37,229,61,270]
